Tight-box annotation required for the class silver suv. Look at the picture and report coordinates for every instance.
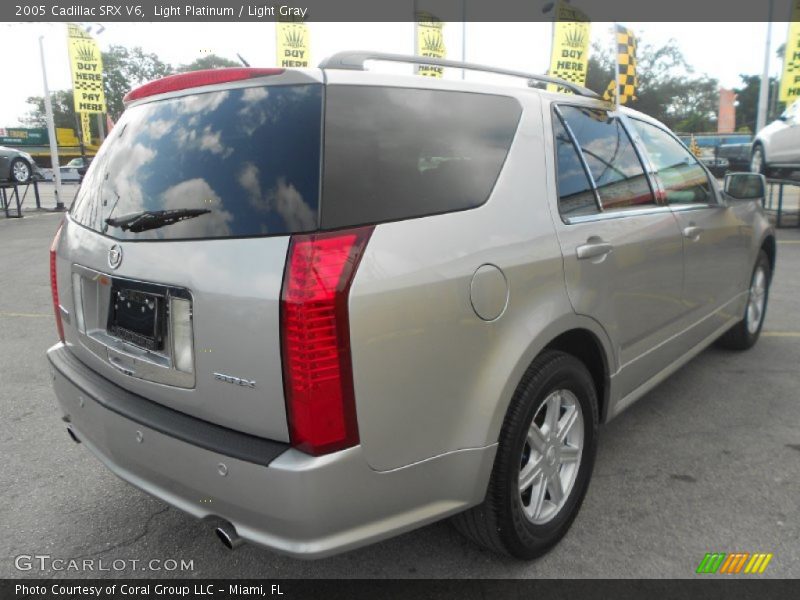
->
[751,99,800,177]
[48,53,776,560]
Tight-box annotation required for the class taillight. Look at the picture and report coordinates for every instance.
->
[123,68,285,104]
[280,226,374,456]
[50,222,65,343]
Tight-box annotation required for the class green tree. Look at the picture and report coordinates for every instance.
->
[177,54,240,72]
[733,74,783,134]
[21,46,173,127]
[102,45,173,119]
[585,37,720,133]
[22,90,76,130]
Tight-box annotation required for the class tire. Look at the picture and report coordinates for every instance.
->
[452,350,598,559]
[717,250,771,351]
[10,158,31,183]
[750,144,769,178]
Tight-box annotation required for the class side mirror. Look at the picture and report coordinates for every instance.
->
[724,172,766,201]
[778,113,788,122]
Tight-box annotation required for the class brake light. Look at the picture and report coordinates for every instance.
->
[280,227,374,456]
[50,222,64,343]
[123,68,285,104]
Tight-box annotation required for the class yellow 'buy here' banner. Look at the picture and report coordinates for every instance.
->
[780,1,800,103]
[547,1,591,93]
[416,14,446,78]
[67,24,106,114]
[276,21,311,68]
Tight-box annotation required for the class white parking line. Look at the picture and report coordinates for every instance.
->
[0,212,63,223]
[761,331,800,337]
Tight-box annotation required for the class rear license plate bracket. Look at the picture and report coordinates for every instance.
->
[107,284,166,351]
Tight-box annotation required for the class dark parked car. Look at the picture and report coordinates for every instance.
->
[76,156,92,183]
[700,156,730,178]
[718,143,751,172]
[0,145,43,183]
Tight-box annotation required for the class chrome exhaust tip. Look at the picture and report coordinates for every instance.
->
[215,522,244,550]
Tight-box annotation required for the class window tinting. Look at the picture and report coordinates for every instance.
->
[553,115,598,217]
[71,84,322,240]
[631,119,713,205]
[559,106,655,211]
[321,86,522,229]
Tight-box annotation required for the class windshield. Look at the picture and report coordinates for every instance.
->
[71,83,322,240]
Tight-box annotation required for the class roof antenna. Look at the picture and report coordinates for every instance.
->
[237,53,250,67]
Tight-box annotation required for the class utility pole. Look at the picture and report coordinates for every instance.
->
[756,0,774,133]
[413,0,418,74]
[613,23,621,113]
[96,113,105,142]
[39,35,64,210]
[461,0,466,79]
[74,113,87,166]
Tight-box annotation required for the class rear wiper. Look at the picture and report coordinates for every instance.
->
[104,208,211,233]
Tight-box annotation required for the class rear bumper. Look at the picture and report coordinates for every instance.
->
[47,343,496,558]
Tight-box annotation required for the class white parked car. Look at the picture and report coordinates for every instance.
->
[59,165,81,182]
[60,157,90,182]
[751,100,800,177]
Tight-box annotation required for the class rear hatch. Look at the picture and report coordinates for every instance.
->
[59,69,323,441]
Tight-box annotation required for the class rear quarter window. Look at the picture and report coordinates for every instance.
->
[320,86,522,229]
[557,105,655,213]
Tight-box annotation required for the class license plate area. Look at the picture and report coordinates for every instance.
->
[107,282,166,352]
[72,265,195,389]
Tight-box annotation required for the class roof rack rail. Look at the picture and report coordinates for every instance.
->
[318,51,600,99]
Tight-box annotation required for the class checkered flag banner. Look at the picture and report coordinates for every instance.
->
[602,24,638,105]
[602,78,616,102]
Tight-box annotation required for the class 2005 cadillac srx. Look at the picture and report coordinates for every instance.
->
[47,52,775,559]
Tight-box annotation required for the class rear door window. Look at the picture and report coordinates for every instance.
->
[553,114,599,217]
[71,84,323,240]
[321,86,522,229]
[557,105,655,212]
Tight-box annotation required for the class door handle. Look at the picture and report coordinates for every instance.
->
[576,241,613,260]
[683,226,703,240]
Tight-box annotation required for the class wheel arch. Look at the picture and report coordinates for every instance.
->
[543,329,610,423]
[761,234,776,278]
[487,316,616,447]
[752,140,767,165]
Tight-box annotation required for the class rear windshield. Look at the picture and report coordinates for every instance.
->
[71,84,322,240]
[321,86,522,229]
[71,83,521,240]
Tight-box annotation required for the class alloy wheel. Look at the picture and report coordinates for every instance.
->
[12,160,30,183]
[519,389,584,525]
[746,265,767,335]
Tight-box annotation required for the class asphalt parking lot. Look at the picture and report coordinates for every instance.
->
[1,207,798,579]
